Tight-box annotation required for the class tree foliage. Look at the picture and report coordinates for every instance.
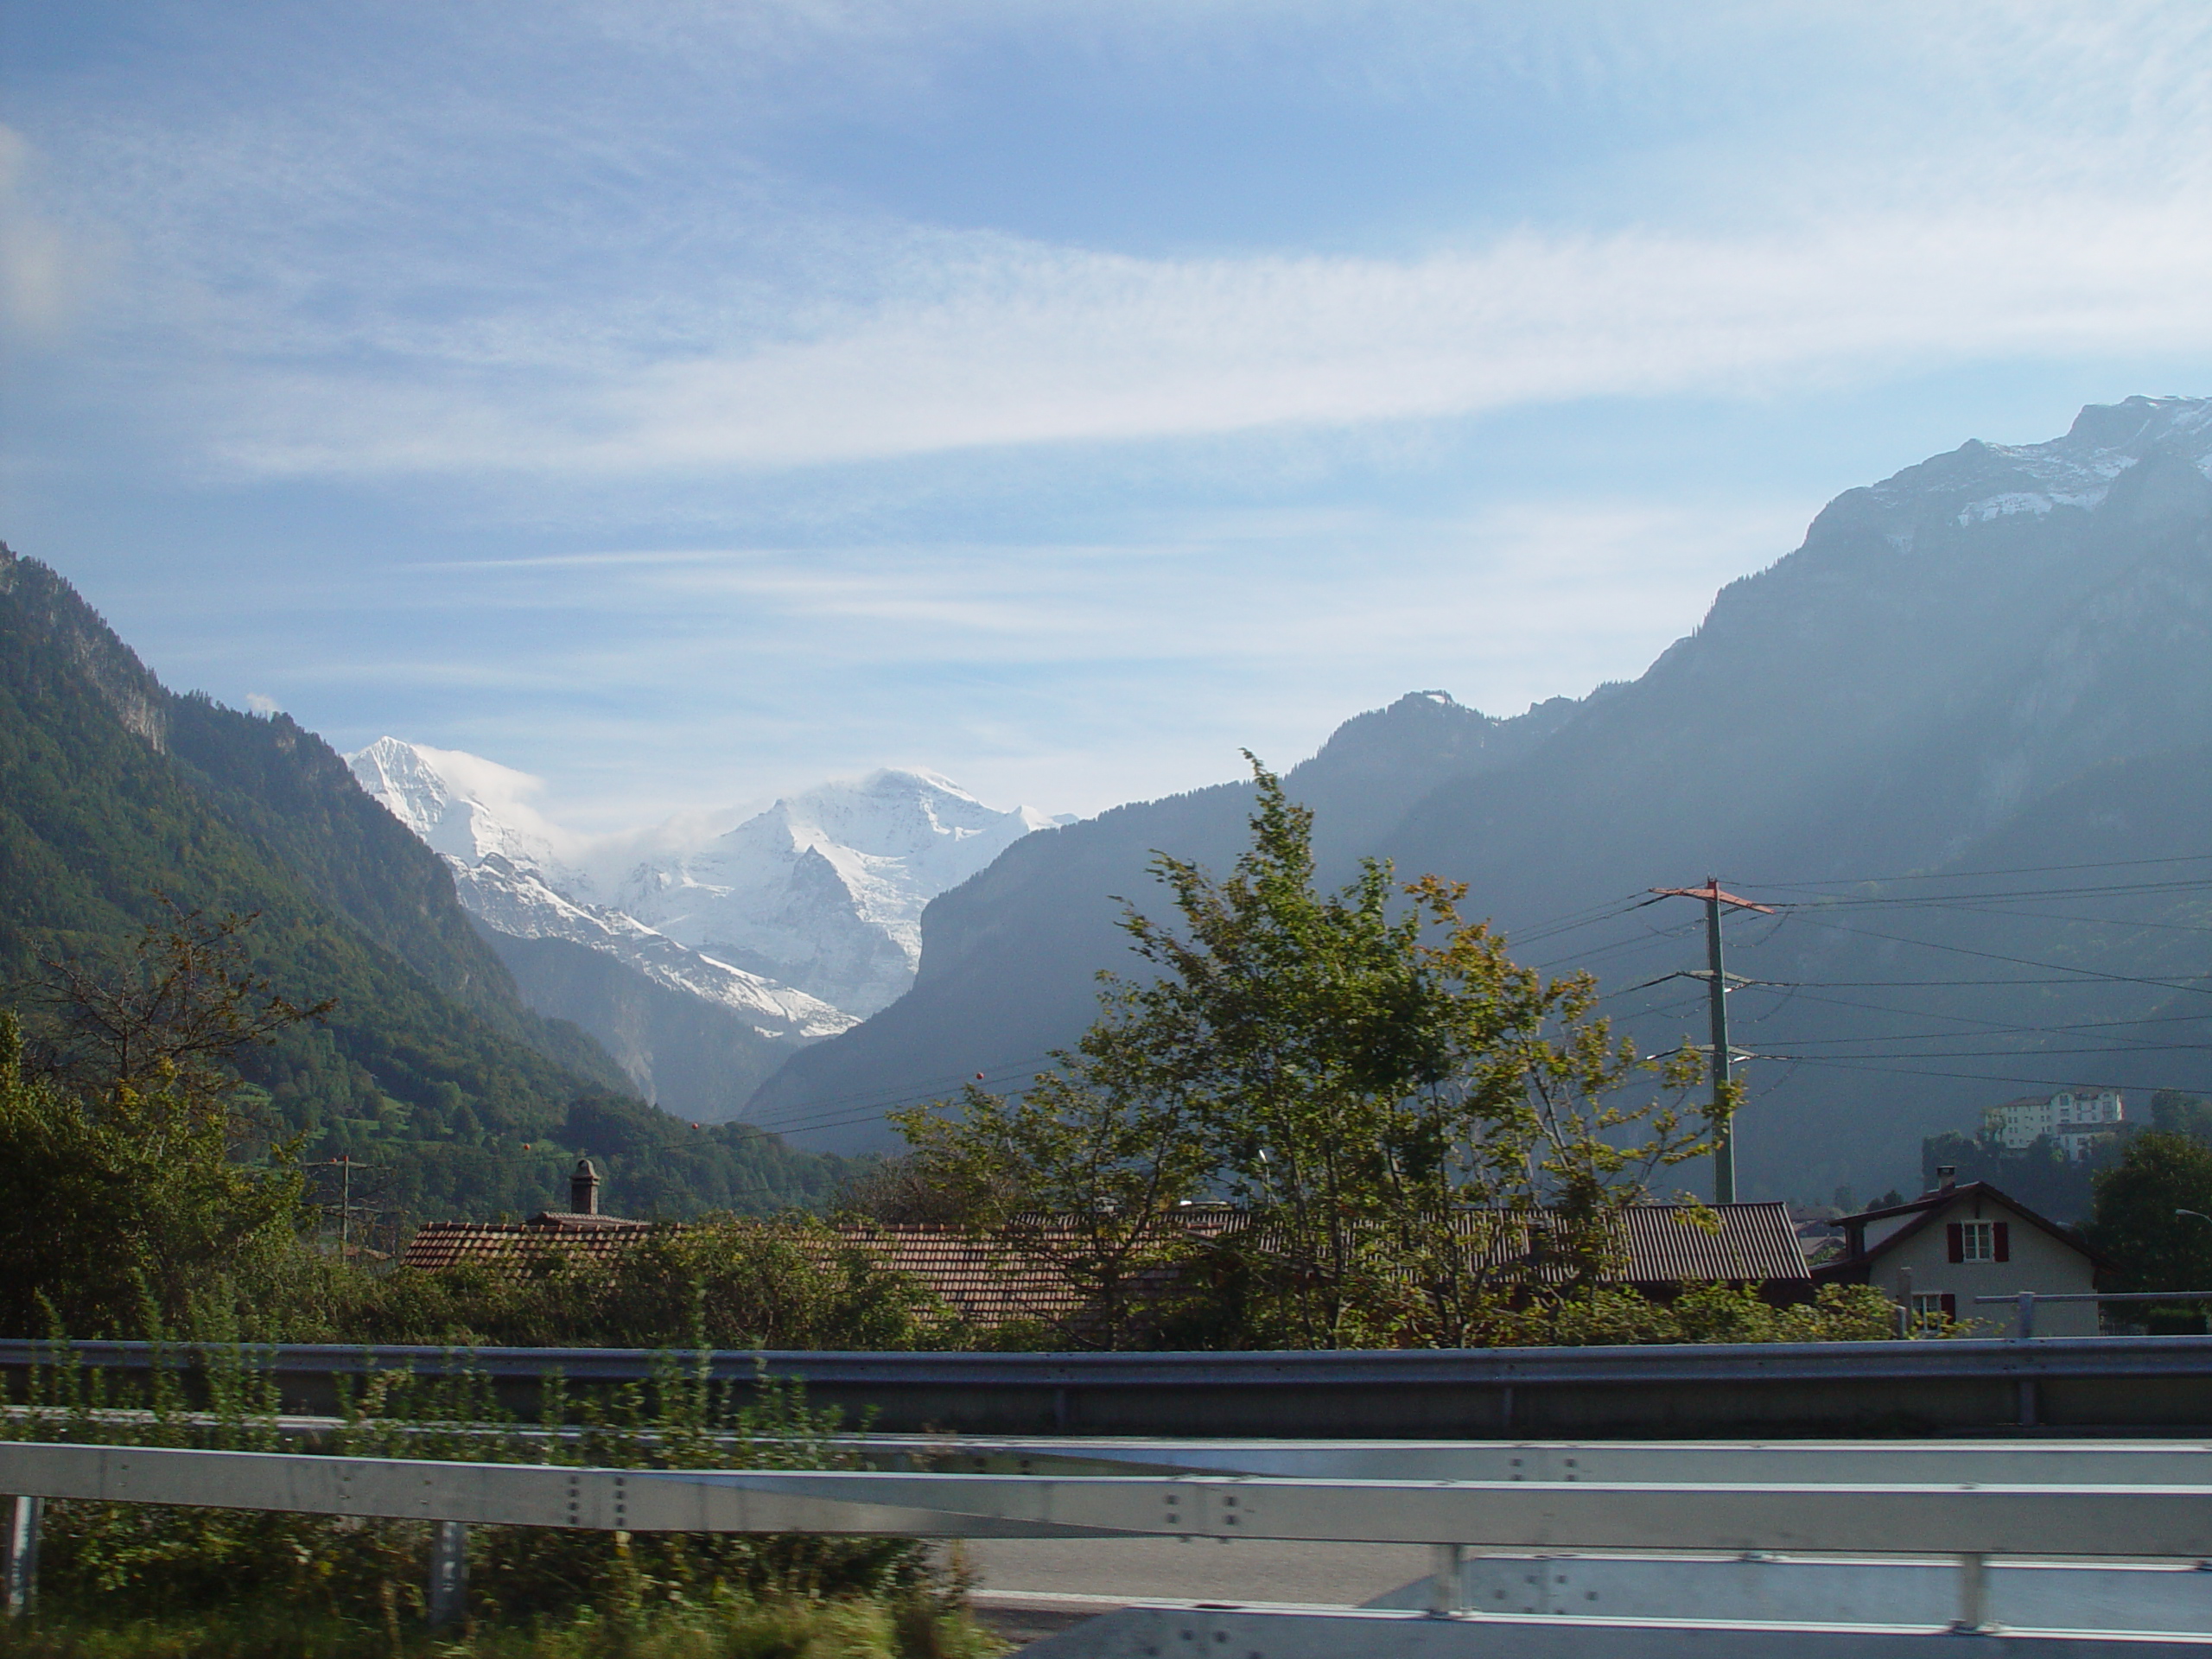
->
[0,1010,310,1337]
[891,758,1728,1349]
[0,543,847,1222]
[2083,1129,2212,1294]
[21,905,333,1122]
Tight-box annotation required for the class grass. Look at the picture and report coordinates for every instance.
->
[0,1592,1006,1659]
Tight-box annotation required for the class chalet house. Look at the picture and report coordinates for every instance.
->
[1814,1172,2112,1335]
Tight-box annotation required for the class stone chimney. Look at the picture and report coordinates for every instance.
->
[1936,1164,1957,1194]
[569,1158,601,1216]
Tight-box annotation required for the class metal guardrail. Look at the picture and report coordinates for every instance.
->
[1975,1291,2212,1340]
[6,1440,2210,1554]
[7,1438,2211,1641]
[6,1334,2212,1438]
[12,1334,2212,1387]
[854,1433,2212,1484]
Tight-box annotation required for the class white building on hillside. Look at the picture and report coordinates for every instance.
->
[1982,1089,2125,1160]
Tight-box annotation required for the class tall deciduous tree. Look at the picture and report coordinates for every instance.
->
[0,911,324,1335]
[893,758,1725,1349]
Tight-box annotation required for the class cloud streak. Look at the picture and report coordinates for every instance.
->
[200,198,2212,479]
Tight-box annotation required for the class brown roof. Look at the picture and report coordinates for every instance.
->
[402,1212,656,1273]
[1608,1202,1810,1285]
[400,1203,1808,1319]
[1416,1202,1808,1287]
[830,1224,1096,1326]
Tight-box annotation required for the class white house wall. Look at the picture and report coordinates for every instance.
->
[1869,1193,2100,1338]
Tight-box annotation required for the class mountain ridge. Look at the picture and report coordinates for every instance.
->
[743,396,2212,1198]
[0,543,845,1218]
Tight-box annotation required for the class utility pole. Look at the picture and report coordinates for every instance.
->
[1649,878,1775,1204]
[306,1154,380,1258]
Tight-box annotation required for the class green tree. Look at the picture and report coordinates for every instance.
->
[2152,1090,2212,1145]
[2082,1130,2212,1295]
[22,904,333,1131]
[0,912,326,1335]
[894,758,1724,1350]
[889,991,1214,1347]
[0,1011,310,1335]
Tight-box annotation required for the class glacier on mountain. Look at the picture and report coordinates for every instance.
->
[453,853,853,1040]
[614,770,1058,1016]
[345,739,1057,1027]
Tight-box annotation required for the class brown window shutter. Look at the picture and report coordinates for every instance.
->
[1941,1294,1956,1319]
[1993,1222,2010,1262]
[1947,1222,1965,1263]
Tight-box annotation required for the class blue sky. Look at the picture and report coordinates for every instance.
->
[3,2,2209,826]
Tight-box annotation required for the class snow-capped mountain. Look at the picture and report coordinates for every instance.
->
[349,736,580,877]
[345,740,1060,1119]
[615,771,1059,1016]
[452,853,853,1041]
[1861,394,2212,543]
[348,741,1057,1018]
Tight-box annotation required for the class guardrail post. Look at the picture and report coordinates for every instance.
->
[1953,1552,1988,1633]
[428,1520,467,1628]
[1426,1544,1464,1616]
[3,1495,39,1618]
[2016,1291,2037,1340]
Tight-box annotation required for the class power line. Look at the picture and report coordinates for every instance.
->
[1757,1055,2159,1090]
[1738,852,2212,887]
[1773,912,2212,997]
[1734,987,2212,1047]
[1762,876,2212,906]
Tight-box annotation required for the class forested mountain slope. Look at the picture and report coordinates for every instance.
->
[747,397,2212,1202]
[0,543,845,1218]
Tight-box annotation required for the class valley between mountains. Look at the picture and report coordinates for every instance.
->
[7,396,2212,1211]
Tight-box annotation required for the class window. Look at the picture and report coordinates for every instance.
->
[1912,1294,1955,1324]
[1946,1219,2010,1262]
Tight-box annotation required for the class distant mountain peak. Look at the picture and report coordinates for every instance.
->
[2065,394,2212,451]
[1858,395,2212,537]
[347,740,1056,1021]
[347,735,574,873]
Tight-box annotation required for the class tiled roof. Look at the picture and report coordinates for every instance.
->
[830,1224,1096,1326]
[1435,1202,1811,1287]
[402,1212,657,1273]
[400,1204,1809,1319]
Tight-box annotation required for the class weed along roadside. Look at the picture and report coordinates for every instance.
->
[0,1344,996,1659]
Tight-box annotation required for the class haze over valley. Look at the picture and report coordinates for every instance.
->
[8,3,2212,1216]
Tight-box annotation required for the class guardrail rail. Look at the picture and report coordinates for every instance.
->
[7,1435,2212,1651]
[8,1334,2212,1437]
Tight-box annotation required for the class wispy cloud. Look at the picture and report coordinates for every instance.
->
[16,3,2211,484]
[201,200,2212,478]
[10,1,2212,823]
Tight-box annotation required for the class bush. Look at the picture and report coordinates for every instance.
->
[0,1338,986,1653]
[0,1595,999,1659]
